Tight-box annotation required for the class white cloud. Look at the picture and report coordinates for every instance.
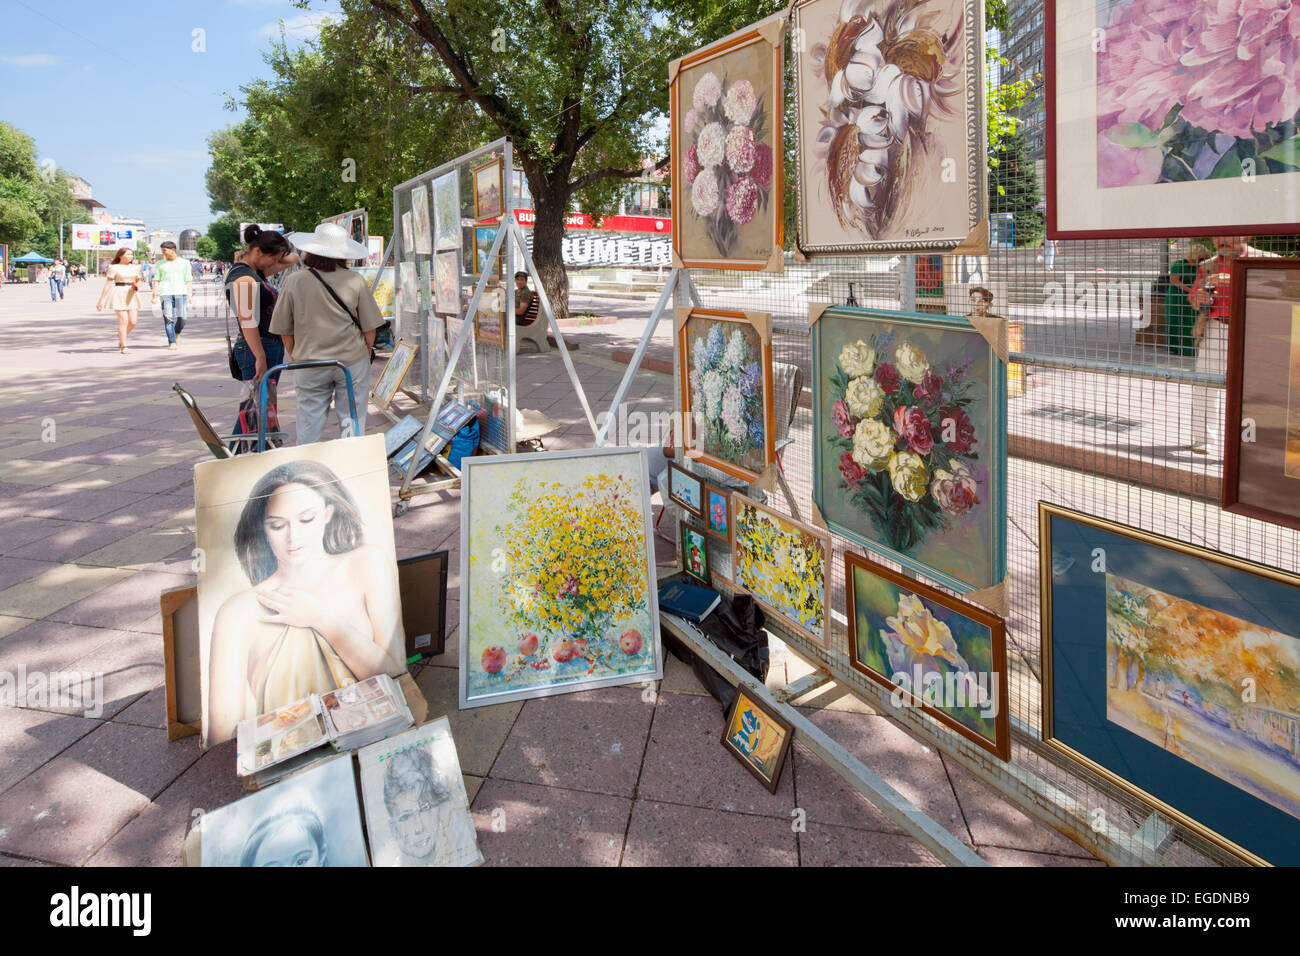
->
[255,13,335,40]
[1,54,60,67]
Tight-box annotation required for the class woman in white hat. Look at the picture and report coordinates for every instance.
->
[270,223,384,445]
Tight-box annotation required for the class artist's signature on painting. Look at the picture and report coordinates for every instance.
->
[904,226,943,238]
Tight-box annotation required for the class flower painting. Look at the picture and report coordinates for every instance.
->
[814,306,1004,593]
[677,307,775,482]
[793,0,983,254]
[846,550,1008,759]
[459,448,662,707]
[732,495,830,646]
[705,484,732,542]
[671,23,783,270]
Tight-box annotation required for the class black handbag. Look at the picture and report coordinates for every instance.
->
[223,310,242,381]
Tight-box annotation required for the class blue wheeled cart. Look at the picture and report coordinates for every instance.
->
[257,360,360,452]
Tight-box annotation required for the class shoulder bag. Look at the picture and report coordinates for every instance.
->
[308,268,373,359]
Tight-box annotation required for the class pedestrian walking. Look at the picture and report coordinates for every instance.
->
[96,248,142,353]
[272,222,381,445]
[151,241,192,349]
[1039,237,1057,272]
[49,259,66,301]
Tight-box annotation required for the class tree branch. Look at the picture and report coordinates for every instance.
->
[569,160,662,193]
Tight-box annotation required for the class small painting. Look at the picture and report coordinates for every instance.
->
[473,157,503,221]
[681,522,709,584]
[472,285,506,350]
[721,687,793,793]
[433,250,460,316]
[371,339,417,411]
[432,171,460,250]
[411,184,432,255]
[667,461,703,515]
[398,261,417,314]
[472,225,501,277]
[400,211,414,256]
[704,483,732,542]
[732,494,830,647]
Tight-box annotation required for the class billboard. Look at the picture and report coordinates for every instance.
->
[70,224,144,251]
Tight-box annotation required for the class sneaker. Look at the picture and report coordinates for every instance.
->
[168,343,178,351]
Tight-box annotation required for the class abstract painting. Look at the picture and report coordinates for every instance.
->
[721,688,793,792]
[732,494,830,646]
[432,171,460,250]
[459,447,662,708]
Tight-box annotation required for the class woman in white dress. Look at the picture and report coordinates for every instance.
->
[96,247,142,353]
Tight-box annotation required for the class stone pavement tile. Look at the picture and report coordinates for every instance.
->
[470,778,631,867]
[798,820,940,867]
[0,722,202,865]
[20,433,133,462]
[0,709,102,795]
[113,685,167,730]
[0,621,131,680]
[0,517,74,552]
[109,467,194,495]
[0,616,31,640]
[78,527,197,571]
[87,742,245,867]
[658,649,709,696]
[0,557,59,591]
[0,854,49,866]
[976,844,1104,866]
[791,710,970,844]
[415,665,520,777]
[143,544,198,575]
[7,520,140,564]
[940,752,1098,859]
[91,494,194,530]
[47,569,190,634]
[622,800,798,866]
[0,565,132,622]
[790,680,879,715]
[639,691,795,816]
[0,487,47,521]
[489,685,654,798]
[0,459,102,487]
[64,635,164,720]
[464,773,484,805]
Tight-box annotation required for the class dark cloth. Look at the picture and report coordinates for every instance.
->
[224,263,279,340]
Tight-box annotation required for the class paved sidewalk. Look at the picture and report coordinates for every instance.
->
[0,278,1099,866]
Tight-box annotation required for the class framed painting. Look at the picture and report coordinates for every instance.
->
[681,521,710,584]
[432,398,479,440]
[677,307,776,482]
[397,551,449,661]
[703,482,732,543]
[1046,0,1300,239]
[721,687,793,793]
[812,305,1006,594]
[193,435,407,748]
[445,314,479,387]
[669,16,784,271]
[459,446,663,708]
[472,225,502,278]
[792,0,985,255]
[845,550,1009,760]
[433,250,460,316]
[432,171,460,251]
[666,461,703,516]
[1224,259,1300,530]
[1040,501,1300,866]
[472,157,503,221]
[370,338,417,411]
[472,285,507,350]
[410,183,432,255]
[732,494,831,647]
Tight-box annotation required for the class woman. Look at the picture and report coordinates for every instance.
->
[95,247,142,353]
[238,798,327,867]
[272,222,383,445]
[1164,243,1209,356]
[206,459,403,746]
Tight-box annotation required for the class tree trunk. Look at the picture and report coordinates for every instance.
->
[530,177,571,322]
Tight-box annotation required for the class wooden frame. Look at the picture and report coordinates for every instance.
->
[702,482,733,543]
[1223,257,1300,530]
[680,521,710,585]
[472,157,503,222]
[471,225,503,278]
[731,493,831,647]
[666,461,703,516]
[721,686,794,793]
[472,284,507,349]
[677,307,776,483]
[162,585,201,741]
[1045,0,1300,239]
[669,18,785,271]
[844,550,1010,760]
[370,338,417,411]
[398,551,449,661]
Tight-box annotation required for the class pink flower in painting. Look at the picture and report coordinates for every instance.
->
[893,406,934,456]
[750,143,773,187]
[684,144,701,185]
[723,79,758,124]
[832,399,857,438]
[939,406,976,455]
[914,371,944,404]
[684,108,700,135]
[874,362,900,394]
[710,499,726,530]
[930,461,980,517]
[726,177,759,225]
[691,170,720,217]
[725,124,756,174]
[839,451,867,489]
[693,71,723,110]
[1096,136,1165,188]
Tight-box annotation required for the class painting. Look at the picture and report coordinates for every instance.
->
[356,266,395,323]
[732,494,830,646]
[721,687,793,793]
[472,225,502,277]
[411,184,432,255]
[472,285,506,350]
[845,550,1009,759]
[357,718,482,867]
[370,338,417,411]
[400,211,414,256]
[704,483,732,542]
[670,18,784,271]
[812,305,1006,594]
[473,157,503,221]
[459,447,663,708]
[1040,501,1300,866]
[195,754,368,866]
[677,307,776,482]
[667,461,703,515]
[416,260,432,312]
[433,250,460,316]
[445,314,478,386]
[1046,0,1300,238]
[194,435,407,748]
[1223,259,1300,530]
[792,0,985,254]
[398,261,417,314]
[681,522,709,584]
[433,171,460,250]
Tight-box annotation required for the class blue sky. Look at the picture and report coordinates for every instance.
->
[3,0,340,235]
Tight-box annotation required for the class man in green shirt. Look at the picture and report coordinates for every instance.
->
[151,241,192,350]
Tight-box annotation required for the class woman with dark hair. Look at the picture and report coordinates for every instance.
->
[206,459,403,745]
[272,223,383,444]
[95,247,142,353]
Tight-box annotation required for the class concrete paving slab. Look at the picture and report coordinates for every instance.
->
[470,778,631,867]
[0,709,102,795]
[414,665,520,777]
[48,569,192,633]
[798,819,940,866]
[622,800,798,866]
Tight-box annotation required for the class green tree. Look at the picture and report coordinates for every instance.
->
[195,235,219,259]
[206,212,243,262]
[0,122,44,248]
[988,129,1042,247]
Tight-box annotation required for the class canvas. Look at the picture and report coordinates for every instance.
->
[721,688,793,792]
[445,314,479,387]
[704,483,732,542]
[194,435,407,748]
[357,718,483,867]
[845,550,1009,759]
[812,305,1006,593]
[732,494,830,646]
[473,157,503,221]
[411,184,432,255]
[473,226,501,277]
[433,171,460,250]
[677,307,776,482]
[400,211,414,256]
[197,754,368,866]
[416,260,433,312]
[1046,0,1300,238]
[433,250,460,316]
[459,447,663,708]
[670,19,784,270]
[426,314,449,391]
[792,0,985,254]
[681,522,710,584]
[473,285,506,350]
[371,339,417,411]
[355,266,395,323]
[667,461,703,515]
[398,261,417,314]
[1041,502,1300,866]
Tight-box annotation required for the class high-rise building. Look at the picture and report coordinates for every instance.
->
[1001,0,1047,166]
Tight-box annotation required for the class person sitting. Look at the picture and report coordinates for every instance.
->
[513,271,539,326]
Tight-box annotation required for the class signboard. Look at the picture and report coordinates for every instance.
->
[70,224,144,251]
[238,222,284,237]
[510,208,670,235]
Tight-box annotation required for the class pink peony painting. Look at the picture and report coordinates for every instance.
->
[1096,0,1300,188]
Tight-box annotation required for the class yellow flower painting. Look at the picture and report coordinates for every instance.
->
[731,494,830,646]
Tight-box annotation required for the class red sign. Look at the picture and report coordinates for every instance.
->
[510,209,670,235]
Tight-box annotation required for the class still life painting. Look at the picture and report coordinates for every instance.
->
[732,494,830,646]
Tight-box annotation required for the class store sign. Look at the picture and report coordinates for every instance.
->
[70,224,143,250]
[561,234,671,267]
[512,209,670,235]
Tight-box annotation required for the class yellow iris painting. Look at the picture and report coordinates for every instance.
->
[731,495,830,646]
[459,447,662,707]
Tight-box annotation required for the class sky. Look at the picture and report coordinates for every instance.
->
[2,0,340,236]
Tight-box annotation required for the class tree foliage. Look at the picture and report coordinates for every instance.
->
[0,121,83,258]
[988,128,1042,247]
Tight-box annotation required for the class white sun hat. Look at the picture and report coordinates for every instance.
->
[285,222,369,261]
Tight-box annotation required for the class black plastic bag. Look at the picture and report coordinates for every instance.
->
[661,592,768,713]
